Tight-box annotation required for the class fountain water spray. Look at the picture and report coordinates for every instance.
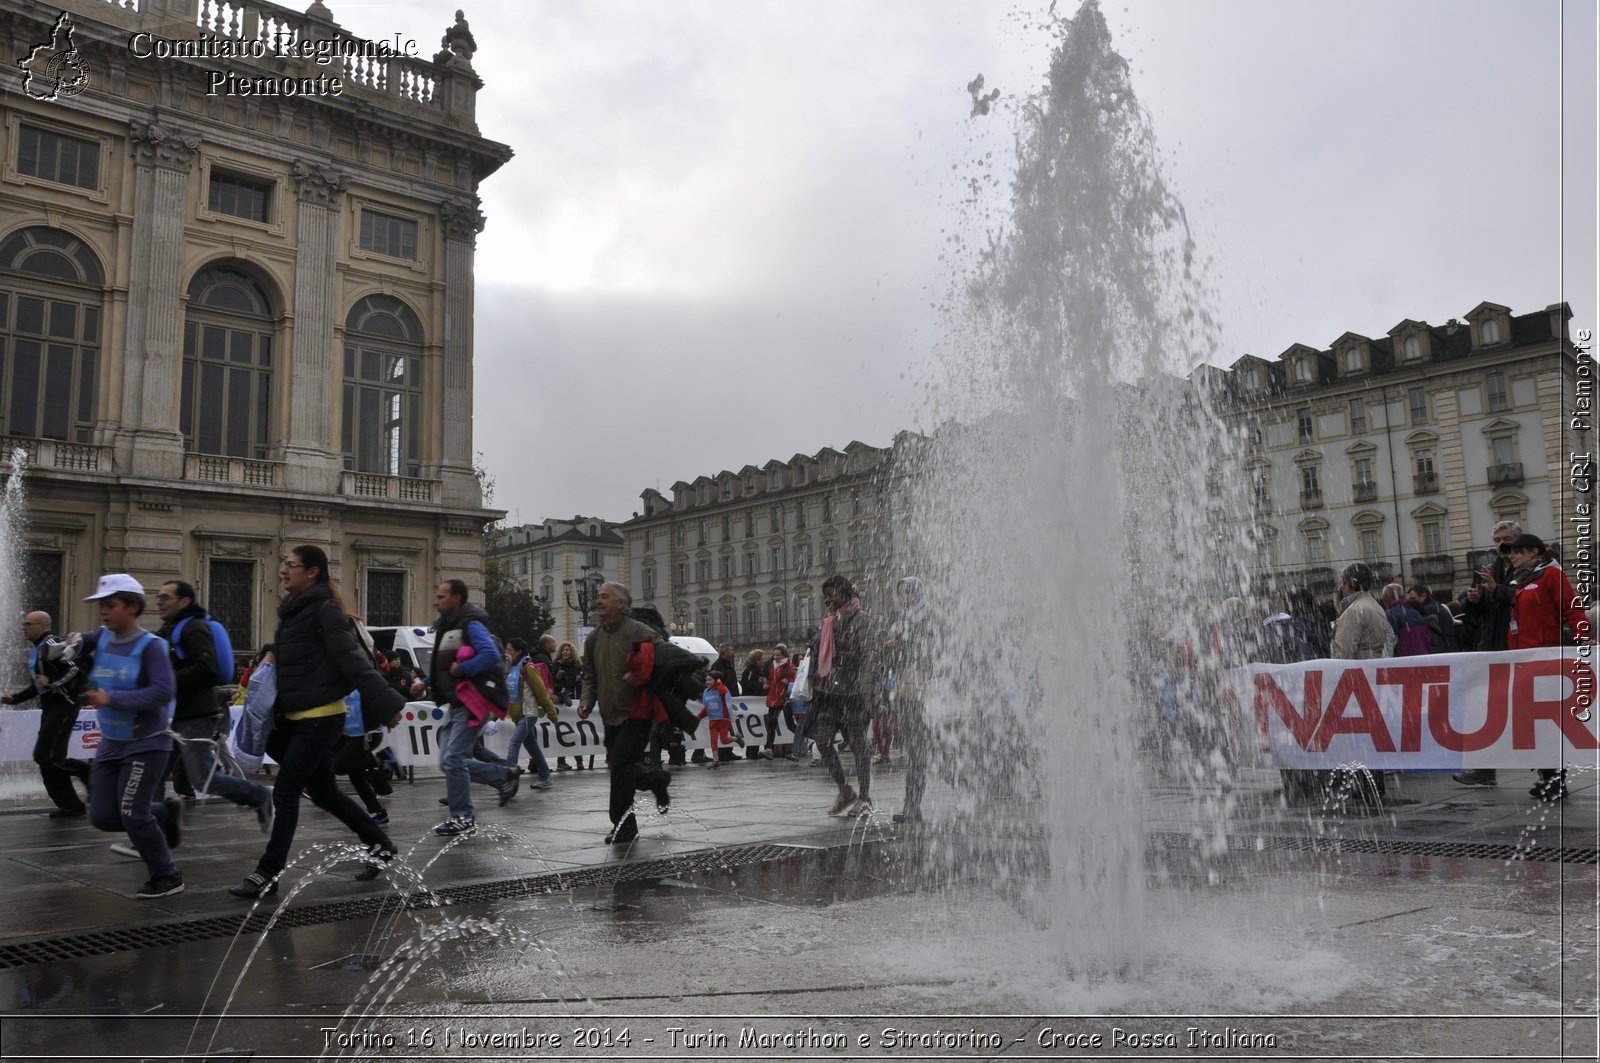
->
[900,0,1245,976]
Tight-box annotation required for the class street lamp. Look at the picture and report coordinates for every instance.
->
[563,565,605,626]
[670,604,694,638]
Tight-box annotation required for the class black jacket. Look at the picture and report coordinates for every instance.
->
[272,584,402,720]
[157,602,222,722]
[712,656,740,697]
[426,603,504,709]
[1463,555,1516,650]
[5,633,80,713]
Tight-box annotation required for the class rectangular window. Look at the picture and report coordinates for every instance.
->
[364,569,405,628]
[721,515,730,540]
[1409,387,1428,424]
[719,555,732,580]
[16,124,99,190]
[676,525,685,547]
[744,603,759,634]
[1486,372,1509,411]
[697,559,711,583]
[1354,457,1374,484]
[1360,530,1381,562]
[771,506,783,532]
[822,497,833,522]
[769,546,783,573]
[698,608,710,636]
[721,605,734,635]
[1415,450,1435,478]
[745,551,758,579]
[543,551,552,571]
[676,562,688,587]
[589,548,600,568]
[1421,521,1443,555]
[359,210,417,260]
[795,596,811,630]
[209,559,256,654]
[770,600,787,632]
[642,569,656,600]
[1491,435,1516,465]
[1307,535,1327,565]
[698,520,706,546]
[207,170,271,222]
[1297,407,1313,443]
[21,552,63,624]
[1348,398,1366,434]
[1301,466,1320,493]
[643,530,653,552]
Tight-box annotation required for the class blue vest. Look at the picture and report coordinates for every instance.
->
[92,630,171,741]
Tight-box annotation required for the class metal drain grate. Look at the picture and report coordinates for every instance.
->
[0,842,812,970]
[1149,831,1598,865]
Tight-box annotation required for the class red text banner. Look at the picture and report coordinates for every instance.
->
[1231,647,1598,769]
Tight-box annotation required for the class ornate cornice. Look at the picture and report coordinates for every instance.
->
[129,120,200,173]
[291,160,349,207]
[439,197,485,242]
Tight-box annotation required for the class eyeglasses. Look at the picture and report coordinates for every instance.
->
[1498,544,1514,553]
[280,561,306,570]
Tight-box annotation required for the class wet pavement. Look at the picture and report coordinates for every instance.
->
[0,757,1593,1060]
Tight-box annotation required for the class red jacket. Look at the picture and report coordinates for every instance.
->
[766,658,795,708]
[1509,562,1588,649]
[623,641,667,724]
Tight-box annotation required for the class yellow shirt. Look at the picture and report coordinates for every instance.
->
[285,698,345,722]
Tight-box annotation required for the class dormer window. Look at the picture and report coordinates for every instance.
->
[1294,359,1312,383]
[1481,318,1500,344]
[1344,348,1361,373]
[1402,335,1420,361]
[1247,368,1261,390]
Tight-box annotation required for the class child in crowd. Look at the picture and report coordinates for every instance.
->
[698,673,736,769]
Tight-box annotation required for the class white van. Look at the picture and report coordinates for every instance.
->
[670,635,718,667]
[366,625,435,674]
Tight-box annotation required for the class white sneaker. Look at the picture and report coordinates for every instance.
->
[110,842,140,859]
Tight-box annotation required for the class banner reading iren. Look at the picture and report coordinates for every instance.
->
[1233,647,1598,770]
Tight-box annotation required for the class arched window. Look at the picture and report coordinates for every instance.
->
[181,266,275,457]
[1481,318,1500,345]
[0,227,103,441]
[342,295,423,476]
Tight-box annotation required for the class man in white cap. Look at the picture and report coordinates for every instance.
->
[81,574,186,899]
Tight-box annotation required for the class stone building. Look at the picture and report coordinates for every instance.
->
[1207,301,1587,598]
[1,0,510,647]
[486,517,624,647]
[618,439,903,653]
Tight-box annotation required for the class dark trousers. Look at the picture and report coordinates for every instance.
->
[763,702,793,750]
[89,750,176,879]
[605,719,662,825]
[897,697,929,814]
[255,715,392,879]
[34,701,89,812]
[812,693,872,799]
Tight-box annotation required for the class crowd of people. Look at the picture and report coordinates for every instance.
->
[1163,520,1590,804]
[9,517,1584,900]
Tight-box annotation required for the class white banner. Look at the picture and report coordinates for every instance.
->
[380,697,794,769]
[0,697,798,771]
[1230,647,1599,769]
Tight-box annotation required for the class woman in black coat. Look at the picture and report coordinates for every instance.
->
[228,544,404,899]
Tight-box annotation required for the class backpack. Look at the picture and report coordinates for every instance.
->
[172,614,235,681]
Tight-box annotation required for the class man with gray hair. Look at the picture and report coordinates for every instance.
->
[1452,520,1524,786]
[579,581,666,844]
[2,612,91,816]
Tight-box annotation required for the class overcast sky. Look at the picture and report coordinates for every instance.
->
[347,0,1595,526]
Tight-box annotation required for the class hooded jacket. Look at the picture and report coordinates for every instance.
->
[1509,559,1587,649]
[273,583,402,720]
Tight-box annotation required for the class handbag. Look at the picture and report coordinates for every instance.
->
[791,655,813,701]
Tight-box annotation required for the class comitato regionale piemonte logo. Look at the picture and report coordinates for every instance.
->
[19,11,93,101]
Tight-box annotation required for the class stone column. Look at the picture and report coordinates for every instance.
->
[117,119,198,481]
[437,196,484,508]
[278,160,348,495]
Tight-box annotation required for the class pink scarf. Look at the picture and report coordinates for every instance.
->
[816,598,859,679]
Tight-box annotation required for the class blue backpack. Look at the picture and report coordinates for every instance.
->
[172,614,235,681]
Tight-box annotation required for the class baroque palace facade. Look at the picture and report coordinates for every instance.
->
[618,439,905,652]
[1,0,509,647]
[486,517,625,647]
[1204,300,1587,598]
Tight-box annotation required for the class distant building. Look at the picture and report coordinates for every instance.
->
[487,517,624,647]
[619,440,905,651]
[2,0,511,645]
[1205,301,1587,599]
